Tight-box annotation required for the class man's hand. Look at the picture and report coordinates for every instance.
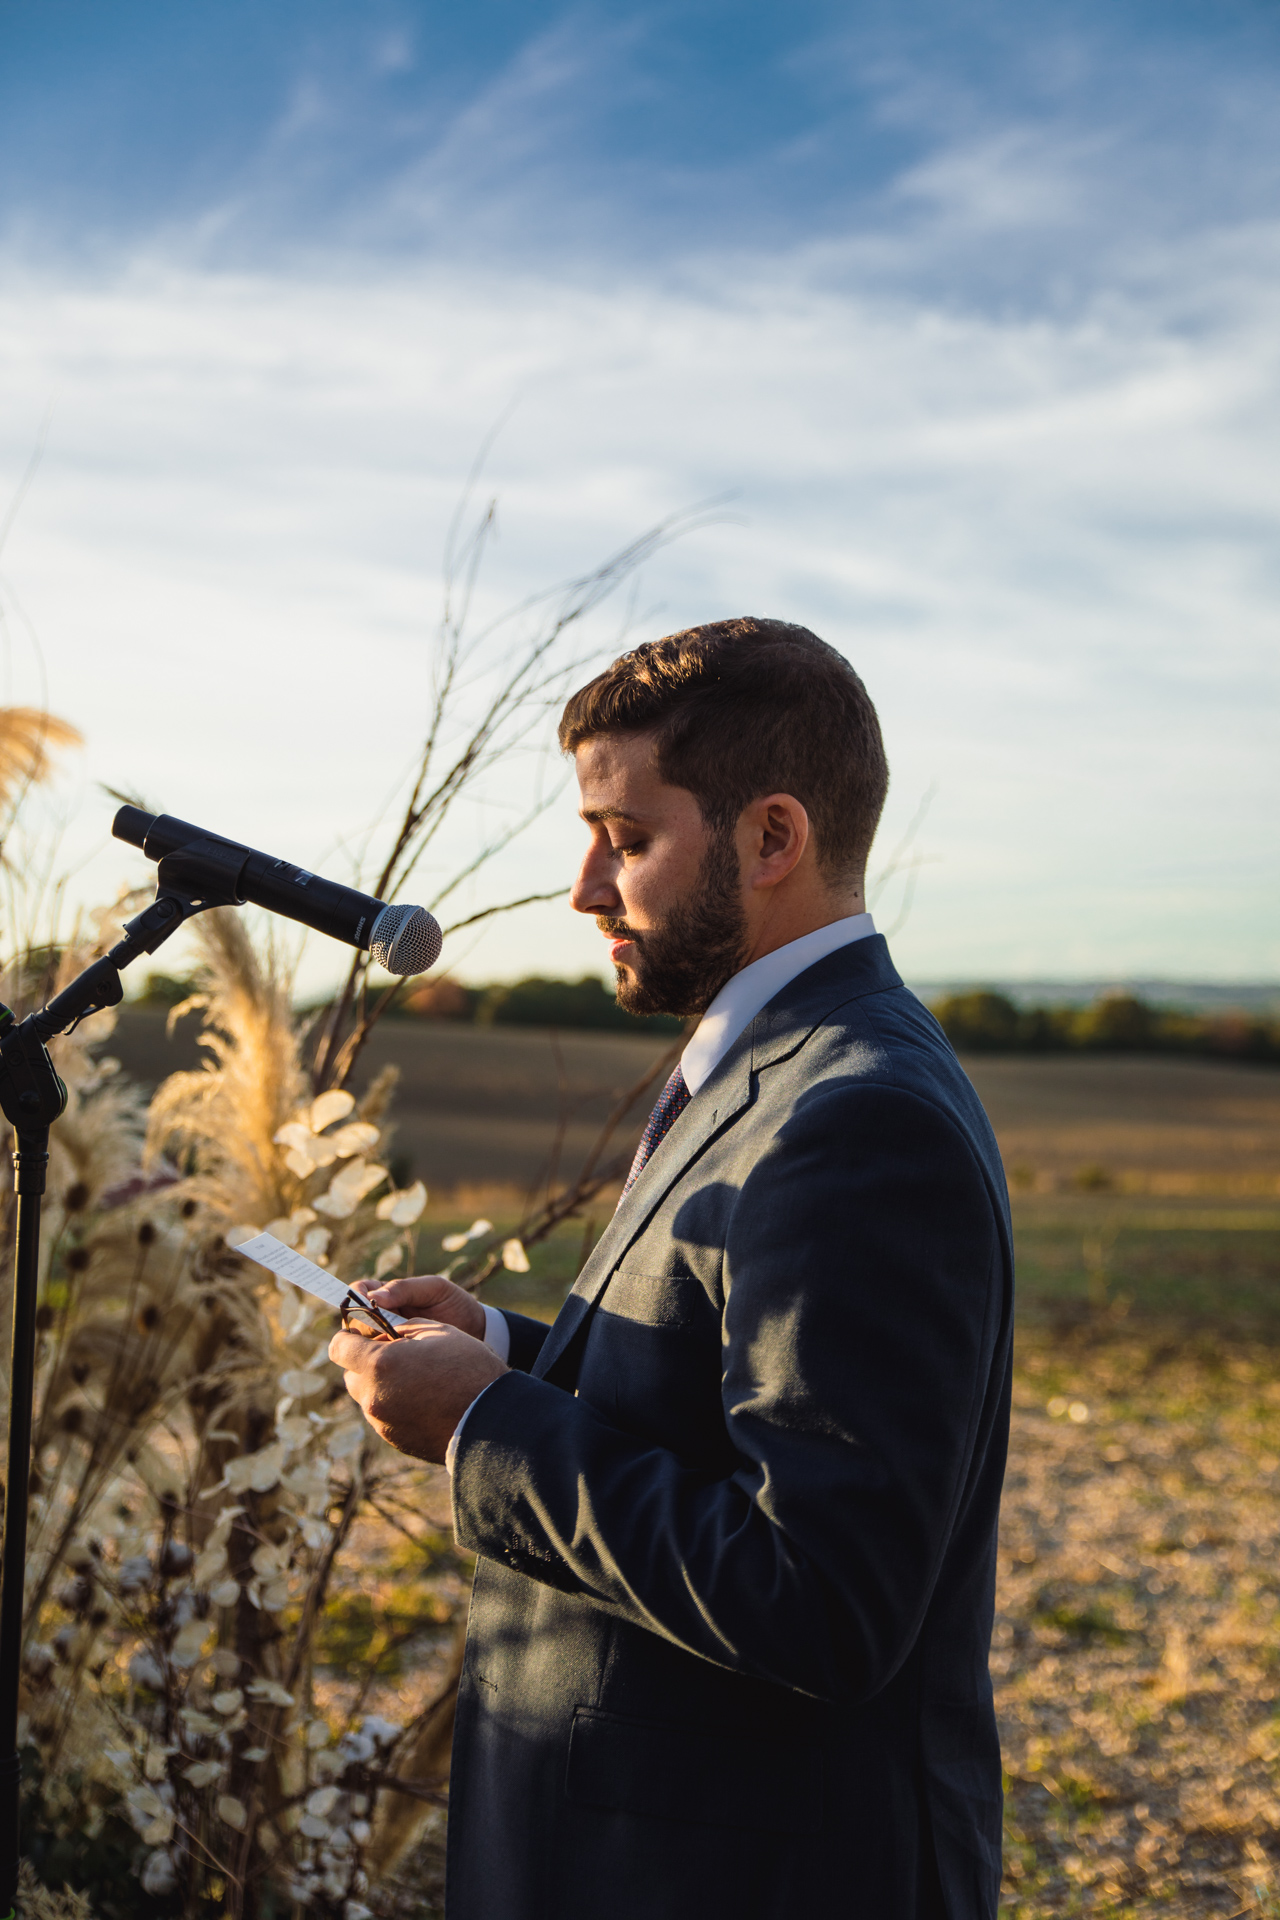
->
[351,1272,487,1339]
[328,1319,506,1464]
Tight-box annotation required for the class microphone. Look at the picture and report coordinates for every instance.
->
[111,807,443,977]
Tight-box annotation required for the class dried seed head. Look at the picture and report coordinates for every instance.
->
[137,1221,157,1247]
[57,1575,93,1615]
[34,1303,55,1331]
[182,1198,198,1218]
[65,1181,90,1213]
[70,1362,89,1385]
[59,1405,84,1435]
[66,1247,91,1273]
[159,1539,193,1579]
[137,1303,161,1334]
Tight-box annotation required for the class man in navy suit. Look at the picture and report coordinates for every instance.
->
[332,618,1013,1919]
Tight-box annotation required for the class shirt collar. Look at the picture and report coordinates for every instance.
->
[680,912,877,1096]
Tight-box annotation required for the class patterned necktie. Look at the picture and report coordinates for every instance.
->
[621,1064,691,1200]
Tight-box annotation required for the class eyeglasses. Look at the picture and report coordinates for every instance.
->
[338,1292,404,1340]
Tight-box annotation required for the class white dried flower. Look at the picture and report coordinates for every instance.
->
[128,1649,165,1689]
[442,1217,492,1252]
[327,1120,380,1158]
[118,1555,153,1594]
[183,1760,223,1787]
[310,1089,355,1132]
[264,1206,318,1246]
[313,1159,389,1220]
[279,1369,326,1398]
[172,1618,212,1668]
[224,1442,285,1494]
[327,1423,365,1461]
[246,1679,295,1707]
[218,1794,248,1831]
[179,1709,222,1737]
[375,1180,427,1226]
[361,1715,402,1745]
[141,1849,177,1896]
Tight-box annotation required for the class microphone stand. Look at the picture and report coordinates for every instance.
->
[0,844,246,1918]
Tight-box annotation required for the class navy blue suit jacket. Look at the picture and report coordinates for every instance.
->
[447,937,1013,1918]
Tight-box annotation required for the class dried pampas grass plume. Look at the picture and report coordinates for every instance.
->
[0,706,81,816]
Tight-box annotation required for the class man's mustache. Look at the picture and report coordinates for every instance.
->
[596,916,643,946]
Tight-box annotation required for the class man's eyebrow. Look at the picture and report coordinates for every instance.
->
[579,805,643,825]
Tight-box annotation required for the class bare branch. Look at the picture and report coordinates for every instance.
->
[439,888,569,938]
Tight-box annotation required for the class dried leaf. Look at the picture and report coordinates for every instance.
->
[217,1794,247,1831]
[328,1121,381,1159]
[327,1422,365,1461]
[279,1369,326,1398]
[376,1180,427,1226]
[313,1159,389,1220]
[372,1241,401,1279]
[183,1760,223,1788]
[172,1619,212,1668]
[247,1679,294,1707]
[309,1089,355,1133]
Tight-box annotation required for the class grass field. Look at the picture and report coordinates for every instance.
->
[111,1009,1280,1913]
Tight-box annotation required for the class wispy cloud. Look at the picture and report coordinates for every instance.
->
[2,200,1276,984]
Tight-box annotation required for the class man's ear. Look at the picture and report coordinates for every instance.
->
[743,792,810,891]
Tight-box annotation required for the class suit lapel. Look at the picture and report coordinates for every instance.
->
[529,1045,754,1380]
[530,935,904,1382]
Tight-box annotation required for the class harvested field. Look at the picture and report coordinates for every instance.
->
[109,1008,1280,1199]
[968,1053,1280,1198]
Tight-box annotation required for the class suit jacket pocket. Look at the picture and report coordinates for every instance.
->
[565,1707,822,1834]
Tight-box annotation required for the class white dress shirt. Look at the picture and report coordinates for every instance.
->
[679,911,877,1095]
[448,912,878,1468]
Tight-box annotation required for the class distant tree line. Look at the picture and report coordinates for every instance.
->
[929,990,1280,1062]
[407,973,684,1035]
[135,972,1276,1060]
[139,970,684,1037]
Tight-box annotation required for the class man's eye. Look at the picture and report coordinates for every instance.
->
[617,840,644,856]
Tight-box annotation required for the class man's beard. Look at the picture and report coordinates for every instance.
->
[600,827,748,1019]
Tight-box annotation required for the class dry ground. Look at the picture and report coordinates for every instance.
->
[998,1312,1280,1917]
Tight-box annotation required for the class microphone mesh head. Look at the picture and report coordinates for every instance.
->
[369,904,443,977]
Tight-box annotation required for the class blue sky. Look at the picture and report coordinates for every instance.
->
[0,0,1277,990]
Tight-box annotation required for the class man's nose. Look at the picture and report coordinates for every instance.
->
[571,846,621,916]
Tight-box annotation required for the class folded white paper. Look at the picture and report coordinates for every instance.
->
[230,1231,408,1328]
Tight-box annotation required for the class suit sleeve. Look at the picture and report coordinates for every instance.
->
[452,1083,1006,1704]
[498,1308,552,1373]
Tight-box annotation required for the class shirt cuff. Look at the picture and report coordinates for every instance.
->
[481,1302,511,1363]
[445,1307,510,1475]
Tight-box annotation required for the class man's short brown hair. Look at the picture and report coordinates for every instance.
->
[558,617,889,876]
